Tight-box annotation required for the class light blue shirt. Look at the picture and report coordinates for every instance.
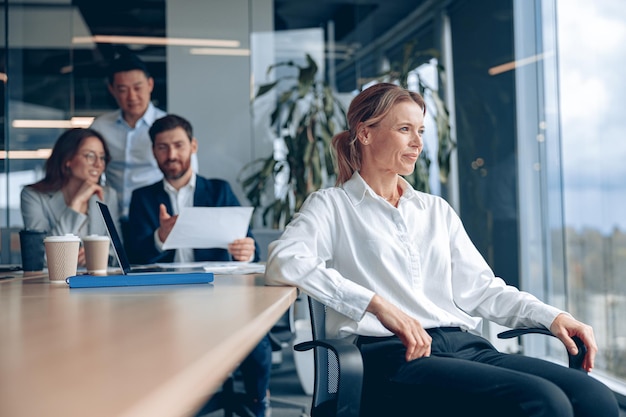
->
[266,171,563,339]
[90,103,165,217]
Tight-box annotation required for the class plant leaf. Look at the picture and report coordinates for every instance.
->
[256,81,279,99]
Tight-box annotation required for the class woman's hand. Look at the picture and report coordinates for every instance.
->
[77,246,86,267]
[366,294,432,361]
[68,181,104,214]
[550,313,597,372]
[228,237,255,262]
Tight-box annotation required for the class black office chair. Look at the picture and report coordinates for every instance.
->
[268,307,310,416]
[293,298,364,417]
[295,297,587,417]
[497,327,587,370]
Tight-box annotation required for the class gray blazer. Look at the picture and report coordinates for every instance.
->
[20,185,120,239]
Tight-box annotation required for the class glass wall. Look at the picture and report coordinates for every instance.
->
[0,0,268,230]
[1,2,104,233]
[448,0,522,289]
[557,0,626,389]
[0,0,625,392]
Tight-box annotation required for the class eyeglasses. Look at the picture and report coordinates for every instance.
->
[82,152,107,166]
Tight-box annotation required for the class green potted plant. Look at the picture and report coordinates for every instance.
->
[239,54,348,229]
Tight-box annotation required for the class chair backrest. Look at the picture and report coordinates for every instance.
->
[1,227,22,264]
[308,297,341,414]
[251,228,283,262]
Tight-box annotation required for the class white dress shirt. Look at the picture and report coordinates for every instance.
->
[153,173,196,262]
[266,171,563,339]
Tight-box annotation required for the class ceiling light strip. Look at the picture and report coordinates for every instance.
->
[73,35,240,48]
[12,117,94,129]
[189,48,250,56]
[0,149,52,160]
[488,52,553,76]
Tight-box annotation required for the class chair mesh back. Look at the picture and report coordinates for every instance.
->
[309,298,340,407]
[326,350,339,394]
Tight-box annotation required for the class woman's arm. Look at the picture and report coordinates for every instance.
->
[20,186,52,232]
[266,191,375,324]
[366,294,432,361]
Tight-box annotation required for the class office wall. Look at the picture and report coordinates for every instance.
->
[166,0,273,203]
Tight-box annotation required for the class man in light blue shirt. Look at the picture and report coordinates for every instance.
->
[90,53,165,219]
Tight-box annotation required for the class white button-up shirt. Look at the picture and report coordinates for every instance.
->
[153,173,196,263]
[266,171,563,339]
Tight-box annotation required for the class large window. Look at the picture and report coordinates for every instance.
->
[448,0,626,389]
[557,0,626,388]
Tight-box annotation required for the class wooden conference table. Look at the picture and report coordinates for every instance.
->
[0,270,297,417]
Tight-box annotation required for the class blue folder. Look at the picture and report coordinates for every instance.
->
[65,272,214,288]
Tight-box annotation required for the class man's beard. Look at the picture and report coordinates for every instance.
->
[161,159,190,180]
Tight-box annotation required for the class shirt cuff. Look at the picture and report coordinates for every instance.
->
[153,229,165,253]
[329,279,376,322]
[534,304,568,330]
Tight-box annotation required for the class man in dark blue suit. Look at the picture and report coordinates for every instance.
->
[127,117,257,265]
[127,114,271,417]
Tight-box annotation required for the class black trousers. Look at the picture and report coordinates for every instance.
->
[356,328,618,417]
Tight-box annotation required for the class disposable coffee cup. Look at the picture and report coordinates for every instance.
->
[19,229,47,272]
[82,235,110,275]
[44,234,81,284]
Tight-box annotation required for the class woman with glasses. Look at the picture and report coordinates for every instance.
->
[21,128,119,266]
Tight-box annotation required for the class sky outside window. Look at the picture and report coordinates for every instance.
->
[558,0,626,234]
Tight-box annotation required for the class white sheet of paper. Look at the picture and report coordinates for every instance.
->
[162,206,253,250]
[202,262,266,275]
[154,261,266,275]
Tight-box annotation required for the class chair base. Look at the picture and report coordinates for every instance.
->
[194,375,256,417]
[270,396,309,416]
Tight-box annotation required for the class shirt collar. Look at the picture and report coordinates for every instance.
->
[115,102,158,128]
[163,171,197,194]
[141,102,159,125]
[342,171,423,207]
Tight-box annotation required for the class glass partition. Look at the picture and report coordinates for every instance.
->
[0,1,169,231]
[0,0,6,228]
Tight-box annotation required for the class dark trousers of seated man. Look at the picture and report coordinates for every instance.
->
[356,328,618,417]
[239,334,272,414]
[196,334,271,417]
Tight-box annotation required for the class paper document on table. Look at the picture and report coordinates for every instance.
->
[162,206,253,250]
[154,261,265,274]
[202,262,266,275]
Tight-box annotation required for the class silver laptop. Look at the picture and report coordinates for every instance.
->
[96,201,204,275]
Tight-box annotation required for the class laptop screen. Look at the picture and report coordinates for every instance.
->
[96,201,132,274]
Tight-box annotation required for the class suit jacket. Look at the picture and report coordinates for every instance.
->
[20,185,119,238]
[127,176,259,265]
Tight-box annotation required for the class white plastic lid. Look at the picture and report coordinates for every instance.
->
[44,233,81,243]
[82,234,109,242]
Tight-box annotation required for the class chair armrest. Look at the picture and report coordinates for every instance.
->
[295,338,363,417]
[497,327,587,372]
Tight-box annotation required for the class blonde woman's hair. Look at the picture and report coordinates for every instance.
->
[331,83,426,185]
